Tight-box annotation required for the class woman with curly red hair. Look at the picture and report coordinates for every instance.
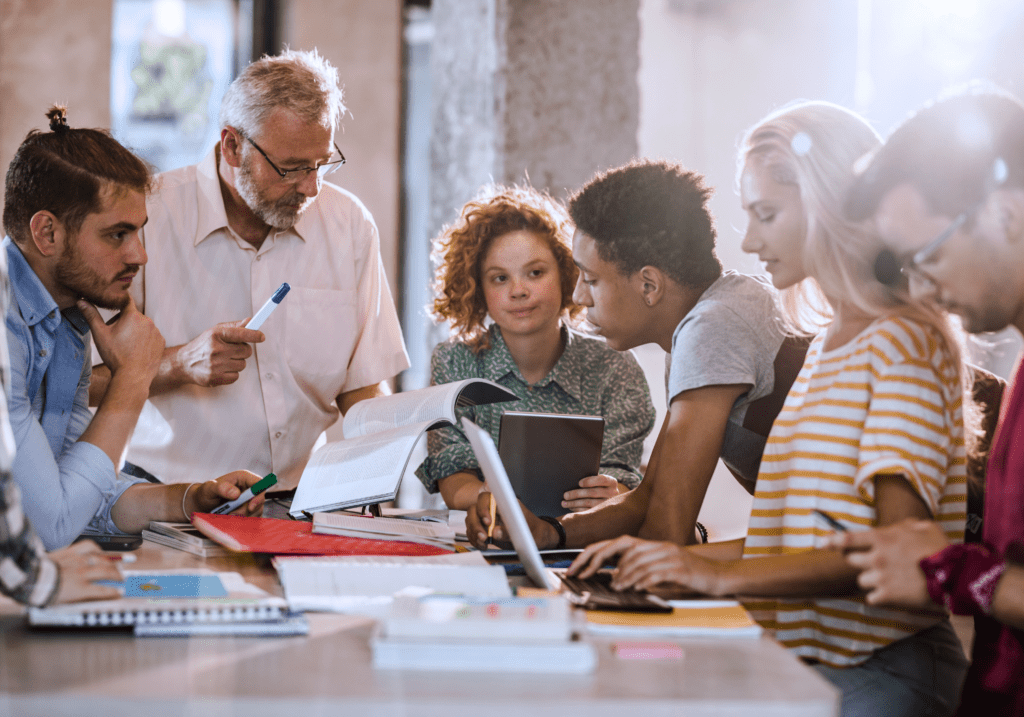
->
[414,185,655,512]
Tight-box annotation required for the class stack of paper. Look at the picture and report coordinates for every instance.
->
[142,521,231,558]
[311,512,457,550]
[371,594,595,673]
[273,553,511,614]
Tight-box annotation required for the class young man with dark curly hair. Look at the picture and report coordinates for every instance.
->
[417,184,655,512]
[468,159,802,549]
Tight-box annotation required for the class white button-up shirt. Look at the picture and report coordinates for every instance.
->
[115,147,409,488]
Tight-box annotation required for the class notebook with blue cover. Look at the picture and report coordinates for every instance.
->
[28,570,307,636]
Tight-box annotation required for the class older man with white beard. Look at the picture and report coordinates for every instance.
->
[89,49,409,490]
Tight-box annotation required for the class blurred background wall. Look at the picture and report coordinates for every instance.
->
[3,0,1023,537]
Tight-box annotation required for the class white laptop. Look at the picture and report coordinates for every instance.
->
[461,418,671,612]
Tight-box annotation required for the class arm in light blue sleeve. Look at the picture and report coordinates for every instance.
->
[64,341,143,535]
[6,327,141,550]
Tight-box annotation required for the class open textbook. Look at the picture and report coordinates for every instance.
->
[290,379,518,517]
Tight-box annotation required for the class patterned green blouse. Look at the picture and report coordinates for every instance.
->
[415,324,656,493]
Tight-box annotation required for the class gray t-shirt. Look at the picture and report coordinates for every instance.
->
[667,271,786,489]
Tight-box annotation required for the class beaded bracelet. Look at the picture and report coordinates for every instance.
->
[695,521,708,544]
[919,543,1007,615]
[537,516,567,550]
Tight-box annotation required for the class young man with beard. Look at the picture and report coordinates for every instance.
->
[2,107,265,550]
[89,50,409,490]
[834,88,1024,716]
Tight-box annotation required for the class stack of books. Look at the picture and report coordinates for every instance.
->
[142,521,231,558]
[371,594,596,673]
[311,512,457,551]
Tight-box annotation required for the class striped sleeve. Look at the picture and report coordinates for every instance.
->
[852,319,966,524]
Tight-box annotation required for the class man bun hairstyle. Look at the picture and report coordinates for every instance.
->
[219,48,347,140]
[567,159,722,289]
[3,105,152,244]
[847,86,1024,222]
[47,106,70,132]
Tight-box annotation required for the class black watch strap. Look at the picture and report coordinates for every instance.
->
[537,516,567,550]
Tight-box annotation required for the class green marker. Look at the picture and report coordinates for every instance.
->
[210,473,277,515]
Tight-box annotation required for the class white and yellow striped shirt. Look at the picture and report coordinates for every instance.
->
[743,316,966,667]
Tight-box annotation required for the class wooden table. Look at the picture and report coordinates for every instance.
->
[0,541,839,717]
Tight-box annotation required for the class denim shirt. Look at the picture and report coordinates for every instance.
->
[0,246,59,606]
[3,239,142,549]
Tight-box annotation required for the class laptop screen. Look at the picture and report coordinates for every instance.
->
[461,417,561,591]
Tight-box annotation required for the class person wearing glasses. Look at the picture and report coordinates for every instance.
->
[833,88,1024,717]
[88,49,409,490]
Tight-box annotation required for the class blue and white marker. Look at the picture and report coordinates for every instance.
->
[245,282,290,330]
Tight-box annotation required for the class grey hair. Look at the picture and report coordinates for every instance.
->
[219,48,346,139]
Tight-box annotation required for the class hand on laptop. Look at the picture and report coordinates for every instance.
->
[562,474,624,512]
[568,535,722,595]
[467,490,562,551]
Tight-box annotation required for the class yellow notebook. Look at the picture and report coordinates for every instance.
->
[584,600,763,638]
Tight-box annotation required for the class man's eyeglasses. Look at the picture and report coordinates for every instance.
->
[873,208,971,287]
[240,132,346,182]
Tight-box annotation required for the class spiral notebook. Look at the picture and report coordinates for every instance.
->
[27,570,306,636]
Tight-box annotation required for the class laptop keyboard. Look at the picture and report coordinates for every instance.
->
[556,571,673,613]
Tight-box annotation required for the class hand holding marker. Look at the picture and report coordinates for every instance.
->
[211,473,277,515]
[246,283,290,331]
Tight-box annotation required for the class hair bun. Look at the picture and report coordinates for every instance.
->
[46,105,69,132]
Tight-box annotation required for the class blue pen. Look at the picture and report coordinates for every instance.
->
[246,283,290,330]
[210,473,277,515]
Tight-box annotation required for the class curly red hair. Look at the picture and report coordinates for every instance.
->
[431,185,582,351]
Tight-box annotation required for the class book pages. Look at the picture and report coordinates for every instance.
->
[291,423,426,515]
[342,382,461,438]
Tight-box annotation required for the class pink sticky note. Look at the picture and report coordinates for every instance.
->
[613,641,684,660]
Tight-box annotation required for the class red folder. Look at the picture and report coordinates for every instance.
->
[192,514,453,556]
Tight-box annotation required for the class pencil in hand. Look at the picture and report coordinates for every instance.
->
[487,493,496,543]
